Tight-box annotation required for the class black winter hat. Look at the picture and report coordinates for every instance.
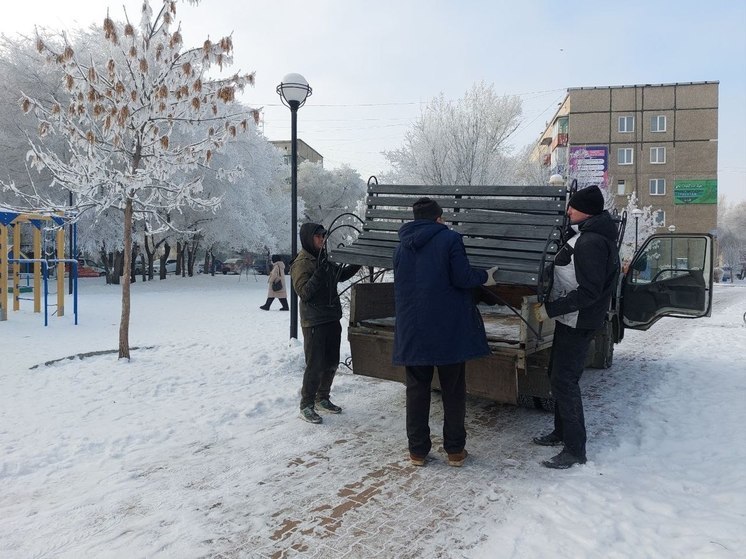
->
[412,197,443,221]
[568,185,604,215]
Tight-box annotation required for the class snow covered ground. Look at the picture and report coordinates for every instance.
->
[1,274,745,558]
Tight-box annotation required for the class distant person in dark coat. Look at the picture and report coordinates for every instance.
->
[292,222,361,424]
[393,197,498,467]
[532,184,620,469]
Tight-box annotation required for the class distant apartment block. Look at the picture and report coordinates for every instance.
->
[270,139,324,167]
[536,82,718,234]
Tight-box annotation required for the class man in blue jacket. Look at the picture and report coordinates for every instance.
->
[533,185,620,469]
[393,197,498,467]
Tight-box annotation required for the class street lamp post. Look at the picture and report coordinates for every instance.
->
[631,208,643,250]
[277,73,312,340]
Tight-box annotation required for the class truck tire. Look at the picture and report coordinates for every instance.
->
[588,319,614,369]
[517,394,555,412]
[535,396,555,412]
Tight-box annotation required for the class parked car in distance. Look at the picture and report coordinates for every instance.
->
[252,256,269,275]
[153,259,178,274]
[66,258,106,277]
[221,258,244,275]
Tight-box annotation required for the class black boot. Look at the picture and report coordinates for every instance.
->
[279,298,289,311]
[260,297,273,311]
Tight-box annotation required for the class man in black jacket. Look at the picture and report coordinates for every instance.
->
[291,222,361,424]
[533,185,620,469]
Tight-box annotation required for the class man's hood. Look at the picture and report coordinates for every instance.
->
[398,220,447,251]
[299,222,322,256]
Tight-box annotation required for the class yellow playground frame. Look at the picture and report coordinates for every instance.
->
[0,210,78,325]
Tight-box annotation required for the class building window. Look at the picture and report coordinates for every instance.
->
[618,116,634,133]
[654,210,665,227]
[649,178,666,195]
[650,147,666,164]
[617,179,626,196]
[651,115,666,132]
[618,148,633,165]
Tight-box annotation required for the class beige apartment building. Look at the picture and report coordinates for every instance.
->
[270,139,324,166]
[536,82,718,234]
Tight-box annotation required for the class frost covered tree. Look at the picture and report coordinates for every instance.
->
[717,197,746,281]
[2,1,256,358]
[511,143,551,186]
[0,33,63,206]
[383,82,522,186]
[172,126,291,268]
[296,162,367,252]
[297,162,366,225]
[618,191,658,263]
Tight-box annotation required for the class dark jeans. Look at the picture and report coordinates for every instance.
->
[548,321,595,460]
[300,321,342,410]
[405,363,466,456]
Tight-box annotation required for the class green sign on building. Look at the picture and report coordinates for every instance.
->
[674,179,717,204]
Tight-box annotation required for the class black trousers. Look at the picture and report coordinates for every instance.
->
[548,321,595,460]
[300,321,342,410]
[405,363,466,456]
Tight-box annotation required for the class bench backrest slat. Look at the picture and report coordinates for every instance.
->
[365,195,565,213]
[369,183,566,198]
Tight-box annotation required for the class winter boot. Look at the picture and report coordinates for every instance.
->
[316,398,342,413]
[279,298,289,311]
[299,406,323,424]
[447,449,469,467]
[542,448,586,469]
[259,298,273,311]
[533,432,563,446]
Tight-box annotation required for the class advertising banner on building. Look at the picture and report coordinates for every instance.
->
[569,145,608,189]
[674,179,717,204]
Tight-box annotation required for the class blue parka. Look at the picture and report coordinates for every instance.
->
[392,219,490,366]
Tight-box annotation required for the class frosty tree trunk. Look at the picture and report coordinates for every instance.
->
[119,197,133,359]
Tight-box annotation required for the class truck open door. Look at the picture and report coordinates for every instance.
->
[621,233,714,331]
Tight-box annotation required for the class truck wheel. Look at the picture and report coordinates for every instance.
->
[589,319,614,369]
[517,394,555,412]
[536,397,555,412]
[517,394,535,409]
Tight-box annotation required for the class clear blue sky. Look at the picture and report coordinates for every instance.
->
[3,0,745,201]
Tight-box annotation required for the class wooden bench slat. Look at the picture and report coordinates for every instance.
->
[355,231,557,254]
[362,220,560,241]
[452,223,561,240]
[463,237,558,253]
[331,249,547,288]
[365,208,564,226]
[332,246,547,273]
[368,183,566,198]
[366,195,565,213]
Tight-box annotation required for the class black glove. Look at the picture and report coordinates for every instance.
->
[317,248,330,271]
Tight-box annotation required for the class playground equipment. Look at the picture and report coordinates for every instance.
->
[0,210,78,325]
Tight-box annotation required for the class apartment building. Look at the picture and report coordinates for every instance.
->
[270,139,324,167]
[536,82,718,233]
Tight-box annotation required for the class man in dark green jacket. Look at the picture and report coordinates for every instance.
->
[292,222,361,424]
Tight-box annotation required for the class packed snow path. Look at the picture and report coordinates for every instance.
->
[1,277,744,558]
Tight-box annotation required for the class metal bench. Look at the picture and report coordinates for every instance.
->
[329,177,569,297]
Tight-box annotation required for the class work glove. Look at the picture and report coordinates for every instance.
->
[483,266,499,286]
[533,303,550,322]
[317,248,330,271]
